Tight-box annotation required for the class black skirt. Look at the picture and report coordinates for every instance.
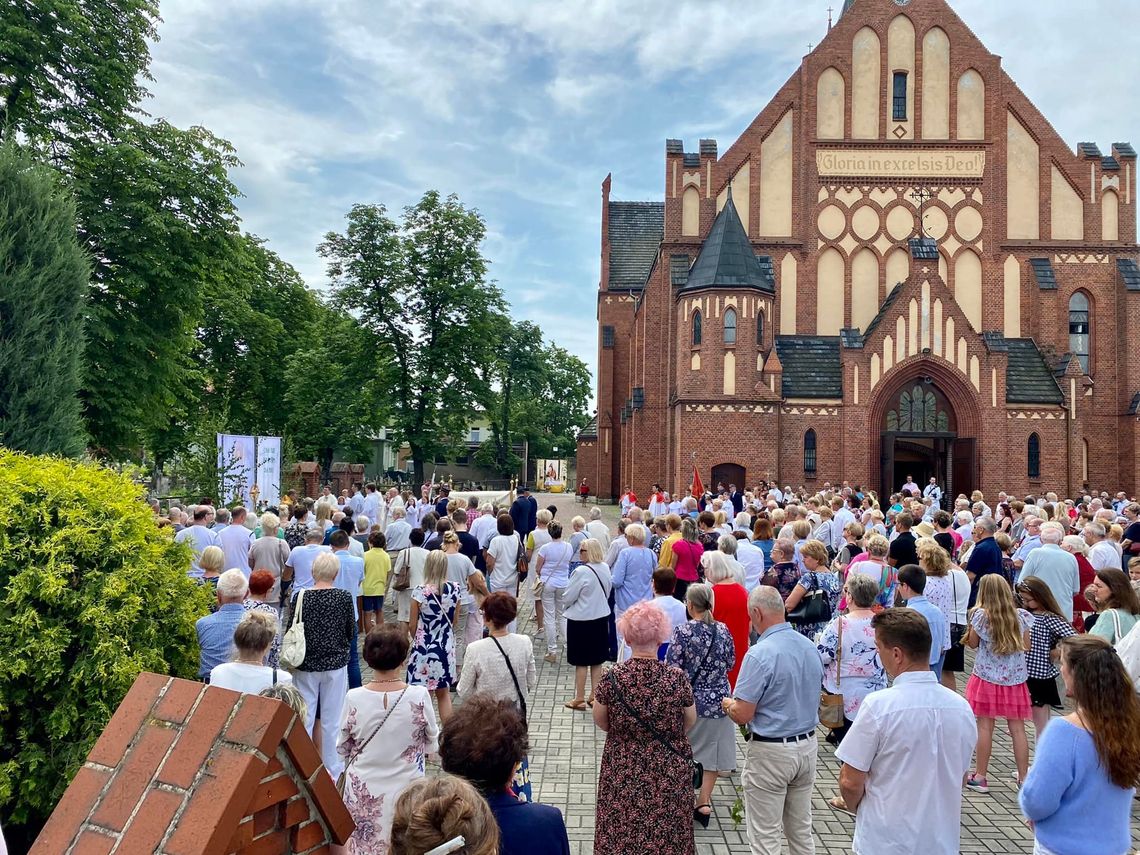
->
[567,616,611,666]
[1027,676,1062,708]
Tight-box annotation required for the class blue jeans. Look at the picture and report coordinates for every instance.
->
[348,637,362,689]
[931,651,946,681]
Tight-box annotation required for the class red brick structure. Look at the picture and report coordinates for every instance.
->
[33,672,353,855]
[579,0,1139,502]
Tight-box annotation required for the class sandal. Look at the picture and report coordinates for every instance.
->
[563,699,587,711]
[586,695,595,708]
[828,796,855,817]
[693,804,712,828]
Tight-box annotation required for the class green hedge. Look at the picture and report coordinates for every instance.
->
[0,450,210,831]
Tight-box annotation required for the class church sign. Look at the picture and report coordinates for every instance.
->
[816,149,985,179]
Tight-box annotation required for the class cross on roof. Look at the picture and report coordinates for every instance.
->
[909,186,937,239]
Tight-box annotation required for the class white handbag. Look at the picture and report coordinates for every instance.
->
[279,589,307,670]
[1111,611,1140,692]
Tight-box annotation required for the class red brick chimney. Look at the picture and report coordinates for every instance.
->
[33,672,354,854]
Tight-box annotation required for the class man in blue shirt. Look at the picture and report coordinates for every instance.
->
[330,530,365,689]
[196,569,249,680]
[897,564,948,680]
[965,516,1003,605]
[723,585,823,855]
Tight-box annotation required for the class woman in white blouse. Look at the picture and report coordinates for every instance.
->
[210,610,292,693]
[457,591,537,801]
[534,521,574,663]
[562,538,613,710]
[485,513,523,599]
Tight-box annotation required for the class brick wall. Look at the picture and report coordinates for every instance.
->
[34,673,354,855]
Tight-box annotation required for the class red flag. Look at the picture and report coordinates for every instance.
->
[691,467,704,498]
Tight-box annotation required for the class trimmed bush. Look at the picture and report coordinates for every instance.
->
[0,449,210,834]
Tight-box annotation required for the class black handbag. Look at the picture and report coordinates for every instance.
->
[607,671,702,789]
[787,572,832,626]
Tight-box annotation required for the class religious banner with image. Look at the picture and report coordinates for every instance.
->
[255,436,282,507]
[538,459,567,492]
[217,434,256,505]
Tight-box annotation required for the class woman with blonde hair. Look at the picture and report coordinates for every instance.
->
[390,775,500,855]
[783,539,841,640]
[1020,636,1140,855]
[200,544,225,592]
[964,574,1034,792]
[562,539,613,709]
[406,550,460,722]
[845,533,894,609]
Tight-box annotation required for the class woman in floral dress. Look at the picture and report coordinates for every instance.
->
[338,625,439,855]
[406,551,459,722]
[783,540,842,641]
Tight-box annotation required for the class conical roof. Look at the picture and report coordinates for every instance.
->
[680,189,775,294]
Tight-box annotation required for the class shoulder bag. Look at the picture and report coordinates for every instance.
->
[279,590,307,670]
[1112,614,1140,691]
[688,622,720,688]
[336,687,407,794]
[391,547,411,591]
[606,670,702,789]
[490,636,528,725]
[787,572,832,625]
[818,617,845,729]
[515,537,529,580]
[948,571,966,650]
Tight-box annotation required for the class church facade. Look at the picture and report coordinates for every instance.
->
[577,0,1140,502]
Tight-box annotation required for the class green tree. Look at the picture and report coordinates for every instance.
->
[71,120,241,458]
[319,192,506,484]
[0,143,89,456]
[0,0,159,148]
[0,450,209,845]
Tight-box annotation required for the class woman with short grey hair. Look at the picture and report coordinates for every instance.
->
[817,572,887,752]
[666,583,736,826]
[703,552,751,688]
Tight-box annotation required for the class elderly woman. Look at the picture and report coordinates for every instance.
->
[337,624,439,853]
[210,610,291,693]
[1062,534,1098,631]
[243,570,282,667]
[282,551,356,778]
[441,695,571,855]
[611,524,656,652]
[816,573,886,754]
[666,584,736,827]
[390,776,500,855]
[568,516,589,553]
[199,544,225,595]
[783,539,842,640]
[249,512,290,606]
[562,539,614,710]
[704,551,750,689]
[457,592,537,801]
[761,537,801,600]
[844,533,894,609]
[593,602,697,855]
[716,535,748,587]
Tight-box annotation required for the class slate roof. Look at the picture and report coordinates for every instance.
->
[1129,393,1140,416]
[1115,142,1137,158]
[1119,258,1140,291]
[1078,142,1102,159]
[775,336,842,398]
[1029,258,1057,290]
[1003,339,1065,404]
[863,283,904,337]
[910,237,939,260]
[670,254,691,287]
[578,416,597,439]
[1102,156,1121,171]
[607,201,663,290]
[680,192,775,294]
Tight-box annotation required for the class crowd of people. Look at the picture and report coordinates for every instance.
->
[158,476,1140,855]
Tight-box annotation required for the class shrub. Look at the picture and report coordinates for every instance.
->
[0,449,210,836]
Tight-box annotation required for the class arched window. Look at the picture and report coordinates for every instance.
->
[724,308,737,344]
[1028,432,1041,479]
[804,429,817,475]
[757,311,765,347]
[691,310,702,346]
[1068,292,1090,374]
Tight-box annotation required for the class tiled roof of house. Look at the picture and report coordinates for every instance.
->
[578,416,598,439]
[1003,339,1065,405]
[1029,258,1057,290]
[607,201,663,291]
[774,336,842,398]
[1118,258,1140,291]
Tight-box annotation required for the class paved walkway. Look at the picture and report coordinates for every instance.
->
[374,492,1140,854]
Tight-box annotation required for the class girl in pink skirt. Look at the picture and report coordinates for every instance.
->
[963,574,1035,792]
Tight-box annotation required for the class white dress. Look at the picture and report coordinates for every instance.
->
[337,685,439,854]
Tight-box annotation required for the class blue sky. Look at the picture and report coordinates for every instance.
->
[145,0,1138,387]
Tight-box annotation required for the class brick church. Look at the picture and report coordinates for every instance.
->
[577,0,1140,503]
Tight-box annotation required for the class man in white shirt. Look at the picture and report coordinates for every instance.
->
[217,506,256,575]
[285,528,331,591]
[733,534,767,591]
[1085,522,1120,570]
[174,507,221,578]
[585,507,611,550]
[922,477,942,510]
[837,609,976,855]
[831,496,857,554]
[385,506,413,554]
[651,569,688,657]
[361,483,382,529]
[348,483,365,516]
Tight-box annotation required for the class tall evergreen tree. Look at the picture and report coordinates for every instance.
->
[0,143,89,455]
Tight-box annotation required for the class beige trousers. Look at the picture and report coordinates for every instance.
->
[741,735,817,855]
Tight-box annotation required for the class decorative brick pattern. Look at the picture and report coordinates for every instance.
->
[33,674,354,855]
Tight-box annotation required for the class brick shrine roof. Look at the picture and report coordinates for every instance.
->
[33,672,354,855]
[607,201,663,290]
[679,191,776,295]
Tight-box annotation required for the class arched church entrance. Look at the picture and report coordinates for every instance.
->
[711,463,746,494]
[870,365,979,502]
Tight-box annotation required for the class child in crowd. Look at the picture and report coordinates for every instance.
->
[964,574,1034,792]
[1014,577,1075,740]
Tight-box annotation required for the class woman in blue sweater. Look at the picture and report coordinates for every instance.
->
[1019,635,1140,855]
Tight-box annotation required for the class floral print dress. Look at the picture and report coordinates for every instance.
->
[816,615,887,718]
[406,582,459,689]
[337,685,439,854]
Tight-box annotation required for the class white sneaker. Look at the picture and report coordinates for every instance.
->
[535,628,545,640]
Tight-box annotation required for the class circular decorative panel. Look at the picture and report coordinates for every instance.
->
[851,205,880,241]
[923,206,949,240]
[886,205,915,241]
[818,205,846,240]
[955,207,983,242]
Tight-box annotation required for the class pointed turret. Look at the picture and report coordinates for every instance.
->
[679,189,775,294]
